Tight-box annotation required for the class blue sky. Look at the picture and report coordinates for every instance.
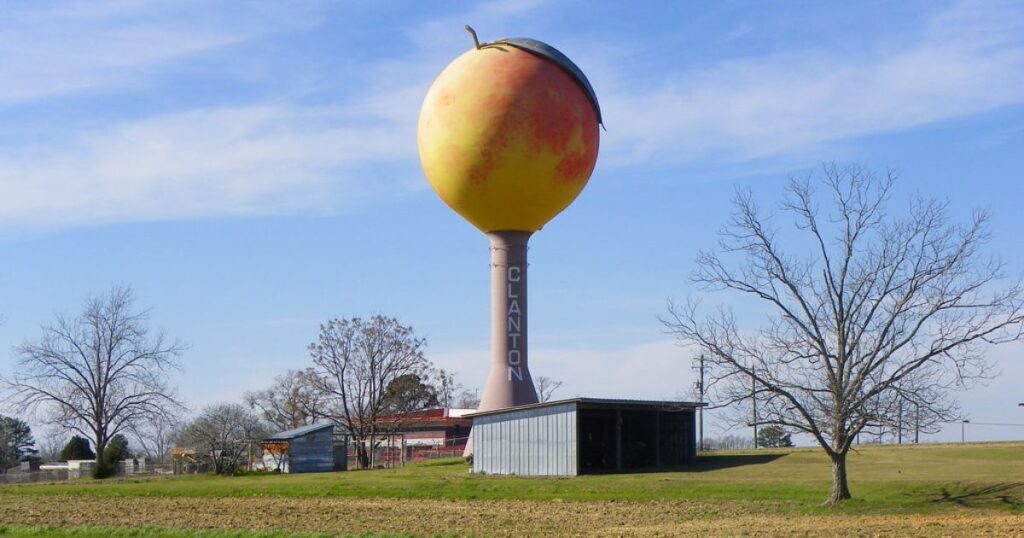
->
[1,0,1023,444]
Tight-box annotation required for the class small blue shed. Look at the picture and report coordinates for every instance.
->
[262,423,346,473]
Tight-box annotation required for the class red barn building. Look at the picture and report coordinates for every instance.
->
[374,408,474,462]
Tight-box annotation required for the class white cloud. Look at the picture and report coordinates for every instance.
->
[432,339,696,402]
[0,1,552,232]
[3,1,1022,231]
[0,0,325,104]
[0,104,413,229]
[598,0,1024,165]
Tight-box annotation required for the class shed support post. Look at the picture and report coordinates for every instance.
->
[688,411,698,464]
[654,410,661,467]
[615,410,622,471]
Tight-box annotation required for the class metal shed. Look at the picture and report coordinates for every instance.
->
[262,423,346,473]
[467,398,701,476]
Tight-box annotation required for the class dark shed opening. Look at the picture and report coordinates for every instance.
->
[578,404,695,473]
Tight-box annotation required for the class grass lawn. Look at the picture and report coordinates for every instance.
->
[1,442,1022,536]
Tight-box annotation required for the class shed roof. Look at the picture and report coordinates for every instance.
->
[463,397,705,418]
[264,422,333,441]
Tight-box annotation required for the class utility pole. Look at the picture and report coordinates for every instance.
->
[961,419,970,443]
[897,398,903,445]
[693,354,706,452]
[914,401,920,444]
[751,372,758,449]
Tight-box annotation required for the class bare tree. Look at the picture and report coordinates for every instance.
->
[5,286,184,475]
[308,315,430,469]
[535,376,564,403]
[662,165,1024,505]
[429,369,483,409]
[432,370,479,409]
[455,389,480,409]
[35,425,65,462]
[176,403,267,475]
[705,434,754,451]
[244,368,326,432]
[433,369,461,408]
[129,413,182,462]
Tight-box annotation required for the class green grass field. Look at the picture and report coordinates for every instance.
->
[1,442,1022,536]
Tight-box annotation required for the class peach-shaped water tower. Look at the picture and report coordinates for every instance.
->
[418,27,601,429]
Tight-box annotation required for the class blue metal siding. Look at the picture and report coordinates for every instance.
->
[472,402,577,476]
[287,428,335,473]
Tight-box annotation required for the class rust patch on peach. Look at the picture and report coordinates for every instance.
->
[557,150,592,183]
[556,115,599,184]
[468,148,496,186]
[526,67,577,156]
[438,91,456,107]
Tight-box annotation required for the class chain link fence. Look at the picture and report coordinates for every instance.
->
[345,435,469,469]
[0,460,178,485]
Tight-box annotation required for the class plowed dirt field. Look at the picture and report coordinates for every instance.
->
[2,494,1022,537]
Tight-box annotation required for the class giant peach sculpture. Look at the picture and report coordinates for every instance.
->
[418,27,601,442]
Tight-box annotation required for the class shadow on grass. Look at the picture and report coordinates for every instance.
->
[927,482,1024,508]
[690,453,787,472]
[416,458,467,467]
[579,454,786,475]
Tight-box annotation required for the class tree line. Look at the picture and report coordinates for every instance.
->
[2,289,562,476]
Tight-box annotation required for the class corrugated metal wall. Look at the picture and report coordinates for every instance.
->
[472,402,578,476]
[288,428,335,473]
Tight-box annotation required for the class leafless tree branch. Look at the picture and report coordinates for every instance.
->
[3,286,185,471]
[308,315,430,469]
[661,164,1023,505]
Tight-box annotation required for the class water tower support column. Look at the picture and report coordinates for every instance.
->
[480,230,539,410]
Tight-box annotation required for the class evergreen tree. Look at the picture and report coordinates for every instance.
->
[381,373,439,414]
[103,434,131,462]
[59,435,95,461]
[94,433,132,478]
[756,425,795,448]
[0,416,38,470]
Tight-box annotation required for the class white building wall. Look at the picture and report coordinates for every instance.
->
[471,402,577,476]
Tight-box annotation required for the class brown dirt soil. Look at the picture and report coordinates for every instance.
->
[1,495,1022,537]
